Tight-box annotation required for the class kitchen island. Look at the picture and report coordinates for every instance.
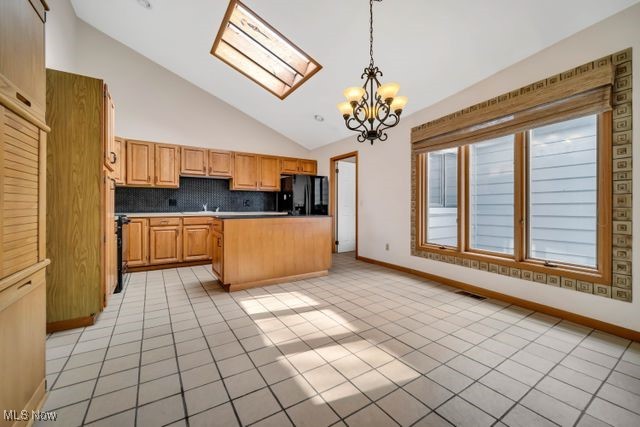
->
[212,215,332,291]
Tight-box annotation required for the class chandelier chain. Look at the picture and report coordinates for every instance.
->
[369,0,375,67]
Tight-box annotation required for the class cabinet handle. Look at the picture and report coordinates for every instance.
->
[110,151,117,164]
[16,92,31,107]
[18,280,32,290]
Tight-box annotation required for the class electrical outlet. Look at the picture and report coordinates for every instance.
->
[385,243,389,251]
[243,199,250,207]
[168,199,177,207]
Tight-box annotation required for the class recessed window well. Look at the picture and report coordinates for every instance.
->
[211,0,322,99]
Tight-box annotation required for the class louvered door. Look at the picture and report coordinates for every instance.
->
[0,105,43,279]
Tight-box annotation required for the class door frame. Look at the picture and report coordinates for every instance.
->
[330,151,359,256]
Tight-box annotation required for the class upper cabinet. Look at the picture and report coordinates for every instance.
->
[280,158,317,176]
[126,140,154,186]
[112,137,126,185]
[258,156,281,191]
[181,146,207,176]
[231,153,258,190]
[154,144,180,188]
[209,150,233,178]
[0,0,47,124]
[103,86,116,171]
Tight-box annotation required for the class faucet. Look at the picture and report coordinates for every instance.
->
[202,204,208,212]
[215,206,220,212]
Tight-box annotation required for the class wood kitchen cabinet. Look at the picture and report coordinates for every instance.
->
[104,175,117,300]
[280,157,318,175]
[103,87,116,171]
[125,218,149,267]
[231,152,258,190]
[212,231,224,280]
[181,146,208,176]
[209,150,233,177]
[149,218,182,265]
[155,143,180,187]
[112,136,126,184]
[126,139,154,186]
[258,155,281,191]
[183,221,213,262]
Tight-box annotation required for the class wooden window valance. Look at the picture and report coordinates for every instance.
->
[411,55,615,152]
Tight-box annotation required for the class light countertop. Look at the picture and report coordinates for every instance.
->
[117,211,289,218]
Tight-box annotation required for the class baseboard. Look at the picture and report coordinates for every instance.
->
[127,260,210,272]
[46,314,96,333]
[224,271,329,292]
[357,255,640,342]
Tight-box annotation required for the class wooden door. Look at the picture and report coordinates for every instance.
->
[300,159,317,175]
[103,85,115,171]
[155,144,180,187]
[209,150,233,177]
[231,153,258,190]
[125,218,148,267]
[112,137,126,185]
[258,156,281,191]
[183,225,212,262]
[181,146,207,176]
[126,140,154,186]
[212,232,223,280]
[149,225,182,264]
[280,158,299,175]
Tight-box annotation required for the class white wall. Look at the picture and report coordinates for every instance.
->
[311,4,640,332]
[44,0,309,157]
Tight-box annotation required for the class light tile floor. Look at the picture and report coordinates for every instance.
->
[41,253,640,427]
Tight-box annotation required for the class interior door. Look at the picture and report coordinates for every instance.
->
[337,160,356,253]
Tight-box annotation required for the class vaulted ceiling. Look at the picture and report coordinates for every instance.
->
[71,0,638,149]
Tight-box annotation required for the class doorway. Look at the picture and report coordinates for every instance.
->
[330,152,358,256]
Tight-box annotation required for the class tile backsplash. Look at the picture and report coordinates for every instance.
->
[116,177,277,213]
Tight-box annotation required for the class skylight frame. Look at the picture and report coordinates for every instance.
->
[211,0,322,100]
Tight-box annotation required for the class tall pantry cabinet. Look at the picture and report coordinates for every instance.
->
[0,0,50,421]
[45,69,118,330]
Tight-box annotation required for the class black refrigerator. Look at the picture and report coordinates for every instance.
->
[278,175,329,215]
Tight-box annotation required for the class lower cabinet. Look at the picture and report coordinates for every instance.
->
[125,218,149,267]
[149,224,182,265]
[0,269,46,422]
[183,222,212,262]
[212,231,224,280]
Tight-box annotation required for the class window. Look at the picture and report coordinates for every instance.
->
[426,148,458,247]
[528,115,598,267]
[416,112,610,283]
[469,135,515,255]
[211,0,322,99]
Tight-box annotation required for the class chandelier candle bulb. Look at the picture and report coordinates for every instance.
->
[338,102,353,118]
[377,82,400,102]
[390,96,408,113]
[344,87,366,104]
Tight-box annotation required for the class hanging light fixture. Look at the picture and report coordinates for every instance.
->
[338,0,408,144]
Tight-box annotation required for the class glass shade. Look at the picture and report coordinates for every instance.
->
[390,96,408,112]
[344,87,366,103]
[377,82,400,100]
[337,102,353,117]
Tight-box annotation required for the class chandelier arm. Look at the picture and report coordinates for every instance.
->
[345,116,368,133]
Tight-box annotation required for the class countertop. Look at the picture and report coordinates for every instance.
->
[116,212,330,220]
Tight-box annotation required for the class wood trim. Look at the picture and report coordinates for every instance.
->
[357,255,640,341]
[514,133,526,262]
[330,151,358,256]
[210,0,322,100]
[599,111,613,283]
[127,260,210,272]
[46,314,97,333]
[38,129,46,261]
[0,260,49,294]
[458,146,467,252]
[223,270,328,292]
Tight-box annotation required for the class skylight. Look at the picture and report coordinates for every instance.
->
[211,0,322,99]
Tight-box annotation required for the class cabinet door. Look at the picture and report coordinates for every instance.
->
[181,146,207,176]
[299,159,317,175]
[231,153,258,190]
[103,85,115,171]
[183,225,212,262]
[258,156,281,191]
[103,175,117,303]
[211,232,223,280]
[126,140,154,186]
[0,0,46,121]
[155,144,180,187]
[125,218,148,267]
[112,137,126,185]
[149,225,182,265]
[280,158,299,175]
[209,150,233,177]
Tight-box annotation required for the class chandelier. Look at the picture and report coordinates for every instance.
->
[337,0,408,144]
